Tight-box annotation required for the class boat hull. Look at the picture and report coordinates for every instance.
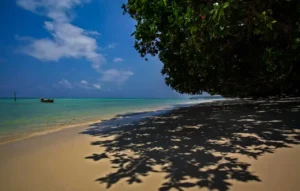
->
[40,99,54,103]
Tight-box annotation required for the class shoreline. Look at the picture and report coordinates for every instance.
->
[0,119,102,146]
[0,99,224,146]
[0,105,171,146]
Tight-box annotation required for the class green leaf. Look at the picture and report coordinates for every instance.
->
[213,10,218,20]
[218,8,224,21]
[271,20,277,24]
[163,0,167,6]
[190,26,198,33]
[223,2,229,9]
[267,23,273,29]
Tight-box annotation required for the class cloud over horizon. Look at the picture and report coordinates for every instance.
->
[93,84,101,89]
[55,79,101,90]
[56,79,73,89]
[100,69,133,84]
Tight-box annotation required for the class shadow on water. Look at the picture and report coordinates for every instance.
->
[81,98,300,191]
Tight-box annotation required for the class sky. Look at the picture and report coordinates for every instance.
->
[0,0,191,98]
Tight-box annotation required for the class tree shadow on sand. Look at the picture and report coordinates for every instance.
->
[81,98,300,191]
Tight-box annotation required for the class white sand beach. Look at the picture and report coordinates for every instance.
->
[1,99,300,191]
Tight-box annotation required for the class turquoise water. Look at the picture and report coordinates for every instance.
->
[0,98,212,143]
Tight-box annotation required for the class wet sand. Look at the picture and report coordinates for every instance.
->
[0,98,300,191]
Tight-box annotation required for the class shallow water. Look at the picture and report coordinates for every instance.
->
[0,98,221,144]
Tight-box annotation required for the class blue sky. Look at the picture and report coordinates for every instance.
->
[0,0,190,98]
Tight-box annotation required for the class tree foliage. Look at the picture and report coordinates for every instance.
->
[122,0,300,97]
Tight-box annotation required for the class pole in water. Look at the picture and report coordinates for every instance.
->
[14,92,16,102]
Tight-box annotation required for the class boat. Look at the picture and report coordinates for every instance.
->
[40,98,54,103]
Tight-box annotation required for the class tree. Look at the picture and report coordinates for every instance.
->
[122,0,300,97]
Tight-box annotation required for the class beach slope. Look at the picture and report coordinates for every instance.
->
[1,98,300,191]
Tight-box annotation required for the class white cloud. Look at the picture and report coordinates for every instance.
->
[16,0,105,70]
[93,84,101,89]
[107,43,116,48]
[80,80,88,85]
[78,80,90,89]
[79,80,101,90]
[17,0,132,87]
[57,79,73,89]
[85,31,101,36]
[16,0,86,22]
[113,58,124,63]
[100,69,133,84]
[55,79,101,90]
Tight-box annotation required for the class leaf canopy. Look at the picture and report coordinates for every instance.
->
[122,0,300,97]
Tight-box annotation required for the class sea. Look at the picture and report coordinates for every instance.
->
[0,98,222,144]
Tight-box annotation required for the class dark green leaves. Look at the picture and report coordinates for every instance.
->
[123,0,300,97]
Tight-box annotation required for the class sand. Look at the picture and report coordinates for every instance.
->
[0,98,300,191]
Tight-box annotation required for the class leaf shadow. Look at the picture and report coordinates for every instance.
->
[82,98,300,190]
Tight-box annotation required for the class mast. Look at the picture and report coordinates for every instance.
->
[14,92,16,102]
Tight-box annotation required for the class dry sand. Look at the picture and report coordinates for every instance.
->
[0,98,300,191]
